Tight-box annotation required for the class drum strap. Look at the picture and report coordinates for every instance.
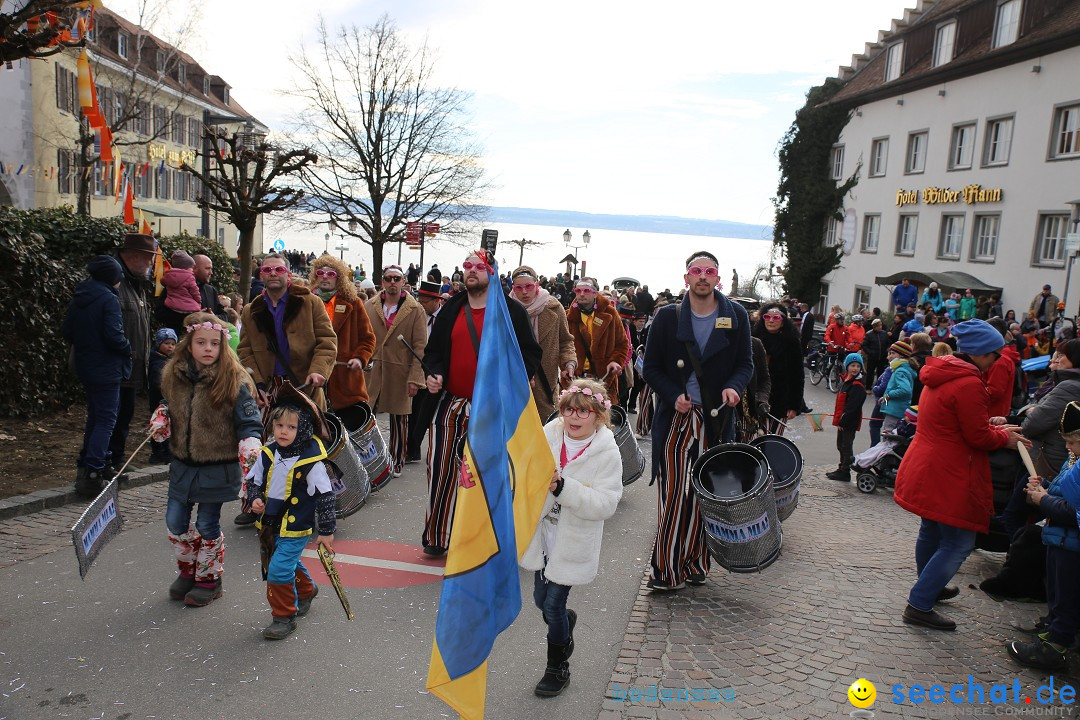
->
[464,305,481,357]
[674,304,727,443]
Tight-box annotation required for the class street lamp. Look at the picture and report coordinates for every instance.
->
[1062,199,1080,320]
[563,229,591,278]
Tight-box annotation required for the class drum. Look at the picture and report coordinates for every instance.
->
[345,402,393,491]
[749,434,803,522]
[546,409,644,487]
[324,413,371,518]
[691,443,782,573]
[635,386,653,437]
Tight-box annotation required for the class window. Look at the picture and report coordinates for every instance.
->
[222,87,230,105]
[1035,214,1069,267]
[93,163,105,196]
[984,116,1014,166]
[153,104,168,136]
[906,132,928,174]
[853,287,871,313]
[897,215,918,255]
[117,32,128,60]
[824,216,840,247]
[177,63,186,84]
[133,170,147,199]
[884,42,903,82]
[112,91,126,131]
[861,214,881,253]
[870,138,888,177]
[949,124,976,170]
[1051,104,1080,159]
[938,215,965,259]
[971,214,1000,261]
[156,50,166,73]
[933,21,957,67]
[55,65,77,114]
[203,76,210,95]
[815,283,829,319]
[993,0,1021,49]
[56,149,74,195]
[172,113,186,145]
[188,117,202,148]
[135,101,150,136]
[830,145,844,180]
[154,167,170,200]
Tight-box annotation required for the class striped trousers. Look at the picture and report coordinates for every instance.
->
[650,406,711,587]
[424,394,470,549]
[388,413,409,473]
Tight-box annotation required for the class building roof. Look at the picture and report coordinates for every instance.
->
[87,6,263,127]
[874,270,1002,294]
[828,0,1080,107]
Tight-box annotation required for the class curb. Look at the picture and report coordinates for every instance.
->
[0,465,170,520]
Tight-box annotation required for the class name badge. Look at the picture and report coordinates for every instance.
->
[335,305,346,313]
[593,318,603,326]
[716,317,732,329]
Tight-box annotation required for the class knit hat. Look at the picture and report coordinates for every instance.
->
[154,328,178,347]
[890,340,914,358]
[903,405,919,425]
[169,250,195,269]
[844,352,864,370]
[914,312,925,323]
[87,255,123,285]
[953,319,1005,355]
[1061,401,1080,435]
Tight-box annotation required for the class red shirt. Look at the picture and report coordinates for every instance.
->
[446,307,485,399]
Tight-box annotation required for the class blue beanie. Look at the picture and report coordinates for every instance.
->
[953,319,1004,355]
[844,352,864,370]
[154,328,178,347]
[87,255,123,285]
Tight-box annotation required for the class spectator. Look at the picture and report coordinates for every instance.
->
[193,254,225,319]
[960,289,977,321]
[112,233,155,478]
[635,285,655,318]
[1030,284,1060,328]
[799,303,816,351]
[920,282,945,314]
[892,278,918,311]
[1022,340,1080,477]
[861,318,890,387]
[826,353,866,482]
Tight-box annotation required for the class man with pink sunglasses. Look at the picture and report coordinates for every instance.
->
[566,279,628,405]
[510,265,577,419]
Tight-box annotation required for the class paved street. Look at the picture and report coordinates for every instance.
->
[3,382,1080,719]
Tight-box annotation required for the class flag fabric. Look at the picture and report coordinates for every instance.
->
[426,260,554,720]
[139,210,152,236]
[122,181,134,224]
[807,413,826,432]
[153,241,168,298]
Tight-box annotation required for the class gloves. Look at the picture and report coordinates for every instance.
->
[149,405,170,441]
[756,402,771,420]
[238,436,261,478]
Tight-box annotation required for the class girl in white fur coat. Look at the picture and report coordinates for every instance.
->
[521,378,623,697]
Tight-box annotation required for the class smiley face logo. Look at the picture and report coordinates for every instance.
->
[848,678,876,709]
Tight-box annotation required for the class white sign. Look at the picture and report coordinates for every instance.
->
[1066,232,1080,256]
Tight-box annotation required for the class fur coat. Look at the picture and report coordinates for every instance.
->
[363,290,427,415]
[566,294,628,404]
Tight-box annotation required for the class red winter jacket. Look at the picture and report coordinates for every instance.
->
[984,343,1020,417]
[894,355,1010,532]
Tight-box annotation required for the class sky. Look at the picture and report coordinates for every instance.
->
[108,0,910,226]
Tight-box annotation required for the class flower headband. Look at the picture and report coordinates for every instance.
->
[559,385,612,409]
[186,321,232,340]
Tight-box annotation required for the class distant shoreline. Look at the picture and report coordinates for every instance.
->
[484,206,774,241]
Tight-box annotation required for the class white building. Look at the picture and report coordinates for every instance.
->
[820,0,1080,320]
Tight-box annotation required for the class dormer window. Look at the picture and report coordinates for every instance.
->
[203,76,210,96]
[117,32,128,59]
[884,42,903,82]
[993,0,1021,48]
[932,21,956,67]
[223,87,229,105]
[156,50,165,73]
[177,63,186,84]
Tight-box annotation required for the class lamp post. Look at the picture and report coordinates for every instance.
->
[1063,199,1080,322]
[563,229,591,279]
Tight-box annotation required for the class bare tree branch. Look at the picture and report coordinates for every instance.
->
[0,1,87,63]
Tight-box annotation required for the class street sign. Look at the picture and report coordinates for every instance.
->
[300,539,445,589]
[481,229,498,256]
[425,223,440,236]
[273,238,285,251]
[1066,232,1080,256]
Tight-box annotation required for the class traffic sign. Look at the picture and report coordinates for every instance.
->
[424,223,440,236]
[300,539,445,588]
[273,238,285,251]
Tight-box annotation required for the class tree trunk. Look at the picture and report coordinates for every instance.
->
[77,123,92,216]
[237,222,257,299]
[372,239,385,285]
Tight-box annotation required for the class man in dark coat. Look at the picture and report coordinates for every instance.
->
[193,254,226,319]
[111,233,154,475]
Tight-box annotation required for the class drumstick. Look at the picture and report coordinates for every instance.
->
[676,359,690,400]
[397,335,434,377]
[1018,443,1038,478]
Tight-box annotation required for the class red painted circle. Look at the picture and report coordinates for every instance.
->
[301,539,446,588]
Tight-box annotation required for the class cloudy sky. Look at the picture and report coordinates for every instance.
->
[111,0,908,226]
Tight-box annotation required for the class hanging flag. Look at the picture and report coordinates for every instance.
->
[807,413,827,432]
[99,126,113,164]
[122,181,134,225]
[76,50,102,128]
[139,210,151,236]
[153,243,169,297]
[426,257,553,720]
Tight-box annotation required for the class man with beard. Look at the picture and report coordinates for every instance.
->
[642,250,753,591]
[363,265,428,482]
[421,250,542,556]
[510,265,577,420]
[308,255,377,428]
[566,279,628,405]
[235,253,337,525]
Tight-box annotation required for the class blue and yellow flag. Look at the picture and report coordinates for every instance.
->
[426,260,554,720]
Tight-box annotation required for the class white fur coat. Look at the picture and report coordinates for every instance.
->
[519,419,623,586]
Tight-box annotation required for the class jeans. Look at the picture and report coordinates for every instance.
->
[1046,545,1080,647]
[533,569,572,644]
[107,386,137,467]
[79,383,121,470]
[908,518,976,611]
[165,497,223,538]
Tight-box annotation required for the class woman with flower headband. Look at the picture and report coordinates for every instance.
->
[150,312,263,606]
[520,378,623,697]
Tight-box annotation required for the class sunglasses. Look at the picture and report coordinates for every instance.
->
[513,283,536,292]
[383,275,403,282]
[462,261,489,272]
[260,266,289,276]
[686,266,719,277]
[763,313,784,321]
[315,269,338,278]
[574,288,595,295]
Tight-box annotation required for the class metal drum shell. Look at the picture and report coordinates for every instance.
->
[691,443,782,573]
[749,434,803,522]
[346,402,392,489]
[324,412,371,518]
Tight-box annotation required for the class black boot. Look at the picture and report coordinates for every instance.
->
[74,466,105,499]
[565,609,577,659]
[534,641,571,697]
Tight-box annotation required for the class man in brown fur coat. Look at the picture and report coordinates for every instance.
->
[566,278,628,405]
[510,266,577,419]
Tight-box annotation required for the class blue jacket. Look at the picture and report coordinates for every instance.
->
[920,289,945,313]
[643,290,753,479]
[892,284,918,310]
[1041,462,1080,553]
[62,278,132,385]
[882,361,918,418]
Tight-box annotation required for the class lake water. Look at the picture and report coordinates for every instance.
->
[267,221,777,294]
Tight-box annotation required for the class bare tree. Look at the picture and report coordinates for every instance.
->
[284,14,487,283]
[505,236,546,268]
[0,1,85,63]
[183,129,317,297]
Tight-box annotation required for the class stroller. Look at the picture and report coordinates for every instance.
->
[852,407,917,494]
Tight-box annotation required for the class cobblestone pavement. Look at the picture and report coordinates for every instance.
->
[599,466,1080,720]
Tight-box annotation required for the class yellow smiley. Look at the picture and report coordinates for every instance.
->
[848,678,876,709]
